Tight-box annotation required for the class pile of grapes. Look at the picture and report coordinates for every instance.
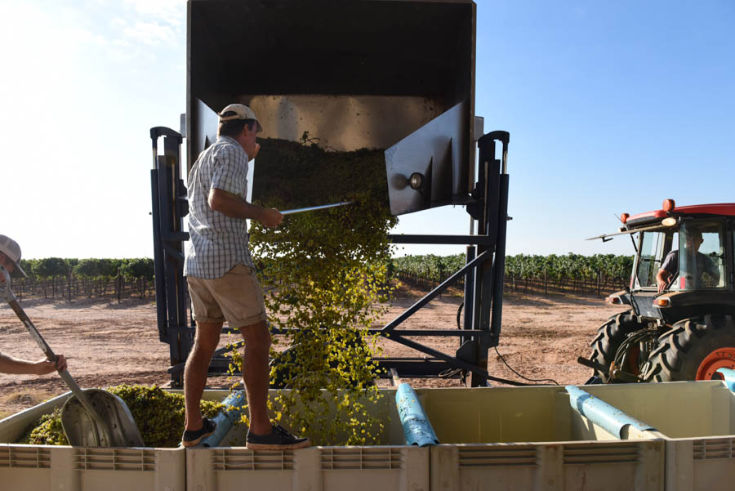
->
[21,385,224,447]
[247,137,396,445]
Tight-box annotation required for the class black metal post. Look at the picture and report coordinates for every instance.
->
[150,168,167,342]
[464,133,498,386]
[490,135,510,343]
[150,127,192,387]
[463,245,476,336]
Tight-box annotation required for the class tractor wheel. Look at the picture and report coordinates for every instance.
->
[588,311,644,383]
[645,315,735,382]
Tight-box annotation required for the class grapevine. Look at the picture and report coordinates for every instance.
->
[393,253,633,287]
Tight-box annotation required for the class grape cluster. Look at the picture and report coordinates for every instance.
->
[20,384,224,447]
[22,408,68,445]
[245,139,395,445]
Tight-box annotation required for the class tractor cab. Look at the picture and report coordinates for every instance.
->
[633,220,726,293]
[583,200,735,383]
[602,200,734,325]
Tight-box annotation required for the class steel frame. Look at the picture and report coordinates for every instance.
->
[150,127,194,386]
[150,128,511,387]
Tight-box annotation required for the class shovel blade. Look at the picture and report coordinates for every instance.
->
[61,389,144,447]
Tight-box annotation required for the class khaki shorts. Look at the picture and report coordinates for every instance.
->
[187,264,267,328]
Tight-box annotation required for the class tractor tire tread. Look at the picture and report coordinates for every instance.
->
[588,311,643,383]
[645,315,735,382]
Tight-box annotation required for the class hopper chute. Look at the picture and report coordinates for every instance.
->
[187,0,477,215]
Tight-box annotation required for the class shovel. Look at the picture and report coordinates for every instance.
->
[1,267,144,447]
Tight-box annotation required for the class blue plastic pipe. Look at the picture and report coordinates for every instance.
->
[395,383,439,447]
[565,385,655,439]
[200,391,248,447]
[716,368,735,392]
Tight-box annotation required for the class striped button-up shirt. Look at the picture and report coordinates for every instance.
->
[184,136,254,279]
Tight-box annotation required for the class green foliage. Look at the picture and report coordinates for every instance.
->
[22,258,154,281]
[19,259,34,278]
[14,257,157,300]
[22,385,224,447]
[32,257,71,279]
[391,254,465,282]
[97,259,123,278]
[74,258,104,278]
[121,258,155,281]
[505,253,634,283]
[393,253,634,284]
[243,139,397,445]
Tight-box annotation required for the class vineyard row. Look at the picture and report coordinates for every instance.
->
[8,276,154,302]
[7,254,634,302]
[392,253,634,297]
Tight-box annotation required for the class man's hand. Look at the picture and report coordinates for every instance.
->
[34,355,67,375]
[259,208,283,228]
[655,269,670,293]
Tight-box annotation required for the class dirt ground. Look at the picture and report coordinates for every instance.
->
[0,285,624,419]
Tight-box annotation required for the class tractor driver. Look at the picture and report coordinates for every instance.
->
[0,234,67,375]
[656,230,719,292]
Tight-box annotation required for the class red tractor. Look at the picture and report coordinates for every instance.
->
[582,199,735,383]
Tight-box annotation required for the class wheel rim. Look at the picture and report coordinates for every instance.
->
[626,345,641,375]
[696,348,735,380]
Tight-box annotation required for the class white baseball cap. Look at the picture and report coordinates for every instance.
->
[218,104,263,133]
[0,235,28,278]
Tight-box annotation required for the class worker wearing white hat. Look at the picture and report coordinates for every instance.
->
[182,104,309,449]
[0,234,67,375]
[0,234,28,278]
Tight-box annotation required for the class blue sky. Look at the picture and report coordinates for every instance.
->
[1,1,733,259]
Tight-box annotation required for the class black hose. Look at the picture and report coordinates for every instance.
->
[455,302,560,386]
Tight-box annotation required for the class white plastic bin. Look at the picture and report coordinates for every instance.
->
[188,389,429,491]
[583,381,735,491]
[417,386,664,491]
[0,391,185,491]
[187,445,429,491]
[188,387,663,491]
[0,385,690,491]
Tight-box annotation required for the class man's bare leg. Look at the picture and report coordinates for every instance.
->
[239,320,272,435]
[184,321,222,430]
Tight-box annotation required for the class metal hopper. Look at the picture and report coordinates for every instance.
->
[187,0,477,215]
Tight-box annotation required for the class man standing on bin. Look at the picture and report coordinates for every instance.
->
[182,104,310,449]
[0,234,67,375]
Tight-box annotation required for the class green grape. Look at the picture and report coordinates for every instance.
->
[237,139,396,446]
[20,385,224,447]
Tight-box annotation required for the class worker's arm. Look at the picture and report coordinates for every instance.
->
[656,250,679,292]
[0,353,67,375]
[208,188,283,227]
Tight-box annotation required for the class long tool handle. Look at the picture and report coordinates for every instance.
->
[1,267,111,442]
[281,201,353,216]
